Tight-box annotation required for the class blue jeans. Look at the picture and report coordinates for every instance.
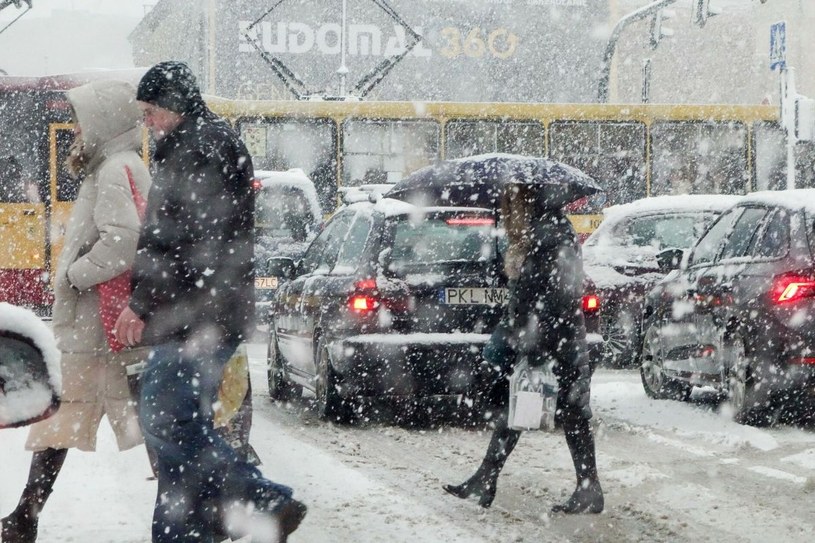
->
[139,341,292,542]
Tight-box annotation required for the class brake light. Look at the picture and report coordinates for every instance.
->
[445,217,495,226]
[789,357,815,365]
[770,273,815,304]
[582,294,600,313]
[356,278,377,290]
[349,279,379,313]
[252,178,263,191]
[350,295,378,312]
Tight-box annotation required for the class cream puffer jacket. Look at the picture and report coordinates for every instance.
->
[51,80,151,354]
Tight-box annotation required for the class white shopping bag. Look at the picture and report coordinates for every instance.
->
[508,358,558,431]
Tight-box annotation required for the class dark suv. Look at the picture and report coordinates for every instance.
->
[640,190,815,425]
[265,198,601,422]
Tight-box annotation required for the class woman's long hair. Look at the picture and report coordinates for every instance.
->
[500,183,537,280]
[65,132,87,179]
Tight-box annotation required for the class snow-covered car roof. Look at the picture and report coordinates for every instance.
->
[339,183,396,204]
[738,188,815,214]
[254,168,322,221]
[602,194,743,221]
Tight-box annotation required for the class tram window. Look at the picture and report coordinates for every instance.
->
[0,92,45,203]
[342,119,439,187]
[239,118,338,212]
[549,121,646,209]
[754,122,786,191]
[55,128,80,202]
[651,122,748,197]
[445,120,545,159]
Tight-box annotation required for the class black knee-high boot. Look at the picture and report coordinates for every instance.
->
[1,447,68,542]
[552,418,603,514]
[443,415,521,508]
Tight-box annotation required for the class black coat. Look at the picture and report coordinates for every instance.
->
[503,210,593,422]
[129,111,255,346]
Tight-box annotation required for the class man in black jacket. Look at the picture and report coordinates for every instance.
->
[114,61,306,543]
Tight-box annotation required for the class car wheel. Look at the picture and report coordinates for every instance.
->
[727,335,776,427]
[314,336,353,423]
[602,304,638,368]
[267,330,301,401]
[640,324,692,401]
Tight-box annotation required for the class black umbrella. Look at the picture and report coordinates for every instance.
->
[385,153,603,210]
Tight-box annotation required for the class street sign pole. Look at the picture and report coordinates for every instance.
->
[781,67,797,189]
[771,21,795,189]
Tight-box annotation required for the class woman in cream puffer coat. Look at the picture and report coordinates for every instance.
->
[1,79,152,543]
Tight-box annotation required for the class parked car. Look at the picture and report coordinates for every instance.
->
[582,194,741,368]
[640,190,815,425]
[265,198,601,422]
[254,168,323,323]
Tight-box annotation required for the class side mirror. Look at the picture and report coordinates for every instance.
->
[0,304,61,429]
[656,248,685,273]
[266,257,296,281]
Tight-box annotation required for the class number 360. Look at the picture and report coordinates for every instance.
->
[440,27,519,60]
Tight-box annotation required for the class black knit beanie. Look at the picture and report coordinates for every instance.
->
[136,61,206,116]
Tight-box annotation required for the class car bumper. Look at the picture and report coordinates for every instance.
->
[328,333,491,398]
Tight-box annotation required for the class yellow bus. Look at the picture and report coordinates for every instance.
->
[0,84,785,312]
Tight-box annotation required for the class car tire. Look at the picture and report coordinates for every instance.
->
[267,329,301,401]
[640,323,692,401]
[601,303,639,368]
[726,334,776,427]
[314,336,354,423]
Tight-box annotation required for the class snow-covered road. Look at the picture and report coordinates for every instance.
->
[2,343,814,542]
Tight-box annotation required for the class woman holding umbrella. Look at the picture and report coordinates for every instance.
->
[442,174,604,514]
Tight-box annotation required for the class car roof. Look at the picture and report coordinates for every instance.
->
[739,189,815,213]
[602,194,743,222]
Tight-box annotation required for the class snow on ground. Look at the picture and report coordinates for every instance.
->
[2,345,815,542]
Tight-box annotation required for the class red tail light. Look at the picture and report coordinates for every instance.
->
[252,178,263,191]
[770,273,815,304]
[582,294,600,313]
[789,357,815,365]
[349,295,378,312]
[349,279,379,313]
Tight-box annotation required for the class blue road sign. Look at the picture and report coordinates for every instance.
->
[770,21,787,71]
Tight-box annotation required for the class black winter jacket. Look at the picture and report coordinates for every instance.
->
[129,111,255,346]
[505,209,593,422]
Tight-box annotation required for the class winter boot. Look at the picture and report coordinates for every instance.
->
[1,447,68,542]
[551,419,604,514]
[274,498,308,543]
[443,420,521,508]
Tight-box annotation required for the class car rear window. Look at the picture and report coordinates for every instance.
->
[625,214,713,250]
[256,186,316,241]
[387,214,496,270]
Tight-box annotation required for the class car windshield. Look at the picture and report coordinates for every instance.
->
[386,214,496,272]
[255,186,316,242]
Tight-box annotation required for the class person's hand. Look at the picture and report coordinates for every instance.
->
[114,306,145,347]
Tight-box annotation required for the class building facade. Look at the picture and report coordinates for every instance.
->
[130,0,610,102]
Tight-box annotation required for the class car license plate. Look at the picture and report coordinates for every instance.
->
[254,276,279,290]
[441,287,508,306]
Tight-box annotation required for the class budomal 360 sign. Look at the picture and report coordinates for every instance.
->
[218,0,608,102]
